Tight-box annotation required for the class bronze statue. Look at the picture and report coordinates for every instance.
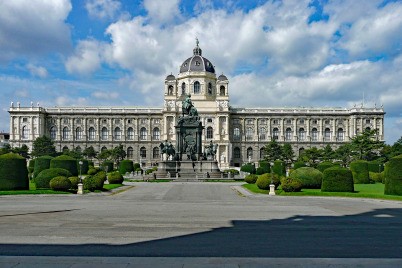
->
[182,94,198,117]
[159,140,176,160]
[203,140,217,160]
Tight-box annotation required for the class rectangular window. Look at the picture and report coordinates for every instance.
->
[89,119,94,124]
[247,119,253,124]
[260,119,266,124]
[299,119,304,124]
[154,119,160,124]
[338,119,343,124]
[286,119,292,124]
[207,118,213,123]
[22,118,28,123]
[102,119,107,124]
[325,120,330,124]
[273,119,279,125]
[233,119,240,124]
[127,119,132,124]
[115,119,120,124]
[312,120,318,124]
[366,119,371,124]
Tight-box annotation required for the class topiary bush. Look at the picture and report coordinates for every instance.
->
[68,176,80,189]
[384,154,402,196]
[83,176,97,191]
[258,161,271,173]
[0,153,29,190]
[35,168,72,189]
[145,168,153,175]
[244,174,258,184]
[350,160,370,184]
[321,167,354,192]
[50,155,78,176]
[290,167,323,189]
[119,160,134,175]
[94,172,106,187]
[281,177,303,192]
[135,167,143,174]
[102,161,113,172]
[76,159,89,175]
[317,161,333,173]
[240,163,256,174]
[369,172,383,183]
[108,171,124,184]
[29,159,35,168]
[84,172,106,191]
[368,161,384,173]
[88,161,94,167]
[49,176,72,191]
[87,168,97,175]
[256,167,265,175]
[133,163,140,170]
[273,160,286,176]
[33,156,53,178]
[256,173,281,190]
[294,161,306,170]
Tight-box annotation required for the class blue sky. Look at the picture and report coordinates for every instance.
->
[0,0,401,144]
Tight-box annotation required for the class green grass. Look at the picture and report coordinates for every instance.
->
[103,184,124,190]
[243,183,402,201]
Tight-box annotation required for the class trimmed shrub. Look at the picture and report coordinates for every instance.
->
[33,156,53,178]
[384,154,402,196]
[76,159,89,175]
[84,172,105,191]
[102,161,114,172]
[350,160,369,184]
[152,167,158,171]
[50,155,78,176]
[317,161,333,173]
[119,160,134,175]
[49,176,72,191]
[245,174,258,184]
[383,162,389,184]
[68,176,80,189]
[273,160,286,176]
[290,167,323,189]
[35,168,72,189]
[294,161,306,170]
[145,169,153,175]
[87,168,97,175]
[369,172,383,183]
[108,172,124,184]
[368,161,384,173]
[240,163,256,174]
[95,166,101,172]
[88,161,94,167]
[133,163,140,170]
[29,159,36,168]
[321,167,354,192]
[256,167,265,175]
[258,161,271,173]
[28,167,34,173]
[0,153,29,190]
[281,177,303,192]
[223,169,239,175]
[135,167,143,174]
[256,173,281,190]
[83,176,97,191]
[93,172,106,189]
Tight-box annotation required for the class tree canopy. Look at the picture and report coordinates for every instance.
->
[263,139,283,162]
[31,136,56,157]
[350,128,384,161]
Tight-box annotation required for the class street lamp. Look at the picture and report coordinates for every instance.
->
[77,160,84,195]
[269,162,276,196]
[378,164,381,173]
[79,160,83,183]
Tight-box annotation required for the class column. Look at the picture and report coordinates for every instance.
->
[267,118,271,141]
[319,119,323,141]
[306,119,310,141]
[332,119,336,141]
[281,118,285,141]
[293,118,297,141]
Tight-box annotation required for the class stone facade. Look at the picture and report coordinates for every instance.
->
[8,44,385,169]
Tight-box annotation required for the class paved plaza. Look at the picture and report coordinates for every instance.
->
[0,182,401,267]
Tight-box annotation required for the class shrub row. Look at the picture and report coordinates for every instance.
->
[384,155,402,196]
[0,153,29,190]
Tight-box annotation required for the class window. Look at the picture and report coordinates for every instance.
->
[247,119,253,124]
[76,146,81,152]
[208,83,212,94]
[89,119,94,124]
[299,148,305,156]
[338,119,343,124]
[234,119,240,124]
[234,127,240,140]
[298,128,305,141]
[246,127,253,140]
[325,119,330,124]
[207,118,213,123]
[63,119,69,124]
[312,128,318,141]
[312,120,318,125]
[127,127,134,140]
[101,146,107,152]
[63,127,69,140]
[127,147,134,159]
[247,147,253,160]
[182,83,186,95]
[234,147,240,159]
[207,127,213,139]
[140,127,147,140]
[140,147,146,158]
[273,128,279,140]
[101,127,108,140]
[115,119,120,124]
[141,119,146,124]
[127,119,132,124]
[63,146,69,153]
[50,127,56,140]
[260,148,265,159]
[220,86,225,96]
[337,128,344,141]
[259,128,266,140]
[76,119,81,124]
[168,85,173,95]
[324,128,331,141]
[273,119,279,124]
[286,119,292,124]
[102,119,107,124]
[153,127,160,140]
[366,119,371,124]
[114,127,121,140]
[365,127,371,132]
[22,118,28,123]
[154,119,160,124]
[75,127,82,140]
[285,128,292,140]
[299,119,304,124]
[153,147,159,159]
[22,126,29,139]
[88,127,95,140]
[194,81,200,94]
[260,119,266,125]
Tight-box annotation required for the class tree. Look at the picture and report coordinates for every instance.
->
[263,139,283,162]
[110,144,126,168]
[350,128,384,161]
[63,149,82,159]
[12,144,30,159]
[96,149,112,166]
[31,136,57,157]
[0,144,11,155]
[83,146,97,160]
[321,144,335,162]
[390,136,402,157]
[282,143,295,164]
[335,143,353,167]
[300,147,321,168]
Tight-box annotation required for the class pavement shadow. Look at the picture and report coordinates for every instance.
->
[0,208,401,258]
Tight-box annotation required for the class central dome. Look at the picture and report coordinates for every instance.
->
[179,40,215,74]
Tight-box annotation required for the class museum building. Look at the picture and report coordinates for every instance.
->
[8,42,385,169]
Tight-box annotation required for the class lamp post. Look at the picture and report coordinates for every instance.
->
[104,165,108,182]
[269,162,276,196]
[77,160,84,195]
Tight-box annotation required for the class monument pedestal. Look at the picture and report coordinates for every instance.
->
[156,160,224,180]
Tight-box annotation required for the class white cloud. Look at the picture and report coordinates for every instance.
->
[143,0,181,25]
[65,40,104,75]
[26,63,49,79]
[91,91,119,100]
[86,0,121,20]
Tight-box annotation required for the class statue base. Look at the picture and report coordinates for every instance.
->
[156,160,225,180]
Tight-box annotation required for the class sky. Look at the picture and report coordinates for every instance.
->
[0,0,401,144]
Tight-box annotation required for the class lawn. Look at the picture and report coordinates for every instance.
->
[242,183,402,201]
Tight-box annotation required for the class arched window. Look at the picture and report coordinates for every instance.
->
[127,147,134,159]
[101,127,108,140]
[246,127,253,140]
[168,85,173,95]
[114,127,121,140]
[76,127,82,140]
[127,127,134,140]
[63,127,69,140]
[234,147,241,158]
[285,128,292,140]
[63,146,69,153]
[312,128,318,141]
[76,146,81,152]
[194,81,200,94]
[22,126,29,139]
[298,128,305,141]
[207,127,213,139]
[50,127,56,140]
[337,128,344,141]
[182,82,186,95]
[324,128,331,141]
[247,147,253,160]
[101,146,107,152]
[365,127,371,132]
[220,86,225,96]
[208,83,212,94]
[153,127,160,140]
[153,147,159,159]
[233,127,240,140]
[260,148,265,159]
[88,127,95,140]
[299,148,305,156]
[273,128,279,140]
[259,128,266,140]
[140,127,147,140]
[140,147,146,158]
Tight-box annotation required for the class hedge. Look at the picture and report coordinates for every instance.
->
[68,176,80,189]
[134,163,140,170]
[384,154,402,196]
[290,167,323,189]
[256,173,281,190]
[350,160,370,184]
[369,172,383,183]
[29,159,36,168]
[119,160,134,175]
[84,172,105,191]
[88,160,94,167]
[321,167,354,192]
[223,169,239,175]
[49,176,72,191]
[383,162,389,184]
[102,161,114,172]
[245,174,258,184]
[294,161,306,170]
[258,161,271,173]
[240,163,256,174]
[281,177,302,192]
[317,161,333,173]
[256,167,265,175]
[273,160,286,176]
[76,159,89,175]
[33,156,53,178]
[368,161,384,173]
[50,155,78,176]
[108,172,124,184]
[35,168,72,189]
[0,153,29,190]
